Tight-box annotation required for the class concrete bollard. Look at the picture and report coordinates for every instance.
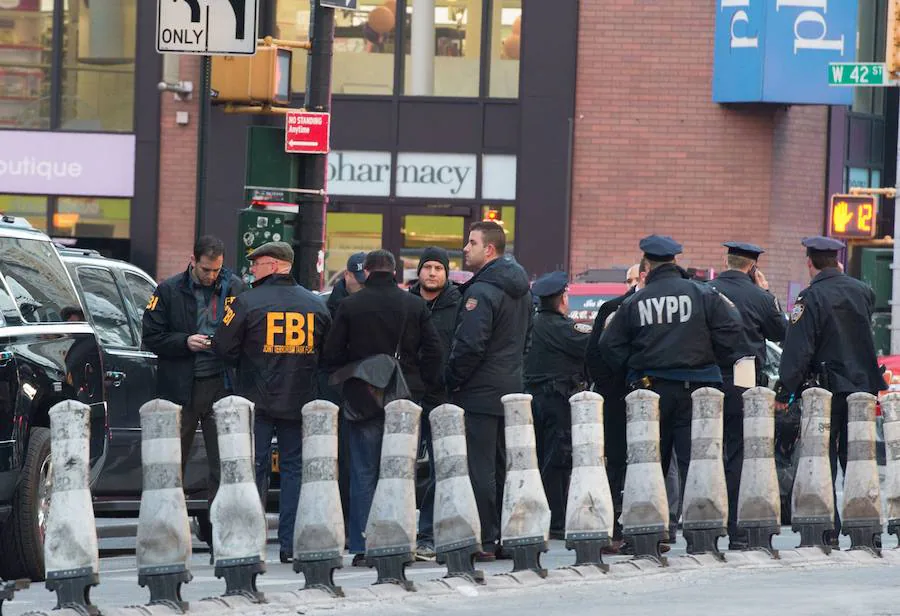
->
[0,579,29,615]
[293,400,344,596]
[681,388,727,561]
[621,390,669,565]
[429,404,484,583]
[881,392,900,542]
[737,387,781,557]
[841,392,882,555]
[565,392,613,570]
[791,387,835,553]
[500,394,551,577]
[211,395,267,602]
[136,399,193,612]
[365,399,422,590]
[44,400,100,615]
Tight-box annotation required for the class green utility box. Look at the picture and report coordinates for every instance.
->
[872,312,891,357]
[859,247,892,312]
[236,206,297,281]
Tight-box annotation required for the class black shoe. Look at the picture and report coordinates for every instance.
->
[280,551,292,564]
[351,553,368,567]
[208,545,214,566]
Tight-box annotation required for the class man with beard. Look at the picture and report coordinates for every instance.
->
[446,221,533,561]
[409,246,462,559]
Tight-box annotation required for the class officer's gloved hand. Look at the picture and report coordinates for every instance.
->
[773,381,791,412]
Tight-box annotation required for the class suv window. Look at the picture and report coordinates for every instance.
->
[123,271,156,324]
[76,266,136,347]
[0,237,82,324]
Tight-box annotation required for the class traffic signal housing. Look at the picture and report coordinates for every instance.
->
[211,45,293,106]
[829,193,878,239]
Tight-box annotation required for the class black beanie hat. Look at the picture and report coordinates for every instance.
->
[417,246,450,276]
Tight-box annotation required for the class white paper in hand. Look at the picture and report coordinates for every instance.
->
[733,356,757,389]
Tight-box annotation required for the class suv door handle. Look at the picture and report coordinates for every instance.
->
[104,371,126,387]
[0,351,12,368]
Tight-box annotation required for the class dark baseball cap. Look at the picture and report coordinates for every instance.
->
[347,252,367,283]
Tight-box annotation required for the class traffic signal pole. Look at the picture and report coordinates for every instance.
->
[292,0,335,289]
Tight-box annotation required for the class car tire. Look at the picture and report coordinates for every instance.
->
[0,427,52,581]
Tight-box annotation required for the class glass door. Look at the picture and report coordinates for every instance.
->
[397,206,475,286]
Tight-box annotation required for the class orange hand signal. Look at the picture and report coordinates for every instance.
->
[833,201,854,233]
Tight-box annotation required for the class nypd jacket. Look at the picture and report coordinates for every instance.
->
[213,274,331,419]
[142,266,247,405]
[708,270,786,376]
[597,263,745,384]
[777,267,883,399]
[322,271,443,402]
[446,257,533,416]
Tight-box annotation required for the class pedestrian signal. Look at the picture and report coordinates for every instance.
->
[829,194,877,239]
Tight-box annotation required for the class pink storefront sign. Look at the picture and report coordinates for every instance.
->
[0,131,136,198]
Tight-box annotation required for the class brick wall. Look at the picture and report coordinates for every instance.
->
[155,56,202,281]
[570,0,828,304]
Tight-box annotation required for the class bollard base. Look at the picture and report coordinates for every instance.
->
[45,567,100,616]
[367,552,416,591]
[293,556,344,597]
[214,556,266,602]
[565,537,611,571]
[503,537,549,577]
[138,565,192,613]
[437,544,485,584]
[740,525,780,559]
[792,520,834,554]
[0,579,29,616]
[843,523,883,557]
[623,530,669,566]
[684,526,726,562]
[888,519,900,543]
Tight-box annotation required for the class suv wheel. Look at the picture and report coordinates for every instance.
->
[0,427,52,581]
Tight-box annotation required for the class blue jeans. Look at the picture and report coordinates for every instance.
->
[417,409,436,544]
[254,415,303,553]
[347,416,384,554]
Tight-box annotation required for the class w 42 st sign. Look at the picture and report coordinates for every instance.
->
[828,63,897,87]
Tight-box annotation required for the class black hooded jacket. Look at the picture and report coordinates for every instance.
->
[446,257,533,416]
[410,280,462,407]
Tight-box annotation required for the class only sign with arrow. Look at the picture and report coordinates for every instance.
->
[285,110,331,155]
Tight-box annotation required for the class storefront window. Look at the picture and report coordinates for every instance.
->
[489,0,520,98]
[403,0,482,97]
[0,0,52,129]
[60,0,136,131]
[324,212,383,286]
[53,196,130,238]
[400,213,465,284]
[0,193,48,231]
[275,0,310,94]
[481,204,515,253]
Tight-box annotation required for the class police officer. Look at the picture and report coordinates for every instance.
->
[525,271,592,538]
[597,235,745,541]
[214,241,331,564]
[708,241,786,549]
[774,236,884,543]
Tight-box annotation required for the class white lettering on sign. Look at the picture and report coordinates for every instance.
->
[637,296,693,326]
[721,0,759,49]
[775,0,845,55]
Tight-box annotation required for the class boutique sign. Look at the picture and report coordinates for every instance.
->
[0,131,135,197]
[712,0,858,104]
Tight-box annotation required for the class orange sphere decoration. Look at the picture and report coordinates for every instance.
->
[502,34,520,60]
[512,15,521,36]
[383,0,397,13]
[368,5,395,34]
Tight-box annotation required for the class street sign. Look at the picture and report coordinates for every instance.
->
[320,0,359,9]
[829,194,878,239]
[156,0,260,55]
[285,110,331,154]
[828,63,896,87]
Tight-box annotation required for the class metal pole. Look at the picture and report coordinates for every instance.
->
[410,0,435,95]
[292,0,335,289]
[892,99,900,353]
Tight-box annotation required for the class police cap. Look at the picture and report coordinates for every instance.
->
[532,270,568,298]
[801,236,845,257]
[247,241,294,264]
[723,241,765,260]
[639,234,683,260]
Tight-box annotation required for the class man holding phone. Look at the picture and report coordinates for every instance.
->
[142,235,248,556]
[708,241,787,549]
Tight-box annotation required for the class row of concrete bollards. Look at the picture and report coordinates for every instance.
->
[33,386,900,613]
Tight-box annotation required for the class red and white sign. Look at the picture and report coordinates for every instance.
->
[285,110,331,154]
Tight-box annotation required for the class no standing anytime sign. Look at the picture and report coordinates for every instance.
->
[285,110,331,155]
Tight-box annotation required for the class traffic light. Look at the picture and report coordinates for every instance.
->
[211,45,293,106]
[829,193,878,239]
[887,0,900,78]
[483,208,502,222]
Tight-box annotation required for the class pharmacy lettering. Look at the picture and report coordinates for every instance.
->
[327,151,478,199]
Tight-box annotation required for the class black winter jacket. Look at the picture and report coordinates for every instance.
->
[213,274,330,420]
[142,266,247,404]
[446,258,533,416]
[323,271,443,402]
[410,280,462,407]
